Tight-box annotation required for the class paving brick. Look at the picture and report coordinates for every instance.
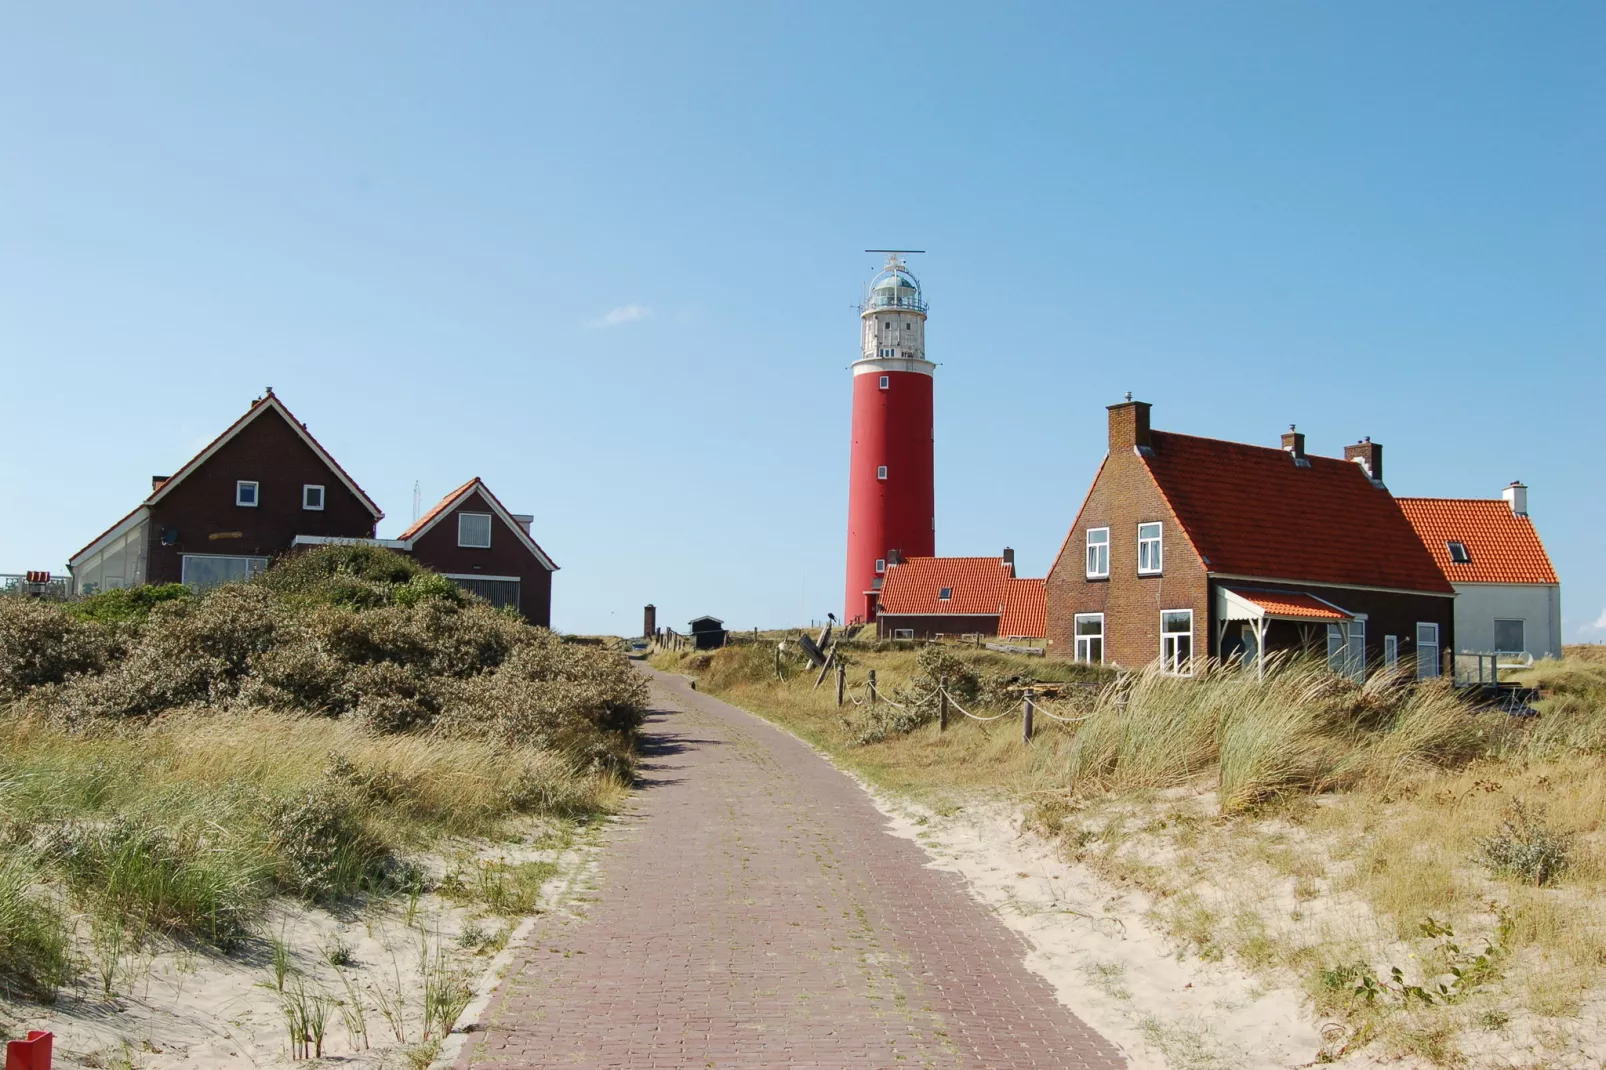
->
[458,667,1125,1069]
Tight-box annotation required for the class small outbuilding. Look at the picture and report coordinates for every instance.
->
[688,615,727,650]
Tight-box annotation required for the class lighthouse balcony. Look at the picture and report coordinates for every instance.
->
[861,293,929,313]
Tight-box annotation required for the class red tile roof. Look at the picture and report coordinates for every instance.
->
[1141,431,1453,594]
[1397,498,1558,585]
[1225,588,1351,621]
[878,557,1014,617]
[398,477,479,541]
[999,578,1047,638]
[877,557,1048,638]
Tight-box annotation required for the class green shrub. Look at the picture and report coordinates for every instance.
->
[0,599,109,698]
[70,583,192,625]
[267,788,394,901]
[1478,800,1571,886]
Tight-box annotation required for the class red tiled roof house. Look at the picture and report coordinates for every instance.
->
[1398,487,1561,660]
[875,551,1047,640]
[1044,400,1455,679]
[398,479,557,627]
[69,391,383,593]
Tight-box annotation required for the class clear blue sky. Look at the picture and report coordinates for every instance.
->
[3,3,1602,640]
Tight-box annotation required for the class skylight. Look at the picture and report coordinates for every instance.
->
[1447,541,1471,564]
[938,587,953,600]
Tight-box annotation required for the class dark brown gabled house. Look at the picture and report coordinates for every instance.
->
[69,390,383,593]
[397,479,557,627]
[1044,399,1455,679]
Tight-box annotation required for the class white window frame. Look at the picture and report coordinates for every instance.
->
[891,628,914,640]
[875,558,886,574]
[1138,522,1163,575]
[180,553,269,590]
[1328,619,1366,682]
[235,480,259,507]
[1416,622,1440,679]
[1085,527,1110,579]
[876,465,888,480]
[1384,634,1398,670]
[878,375,890,390]
[302,484,325,511]
[1074,613,1104,664]
[457,512,493,549]
[1160,609,1193,675]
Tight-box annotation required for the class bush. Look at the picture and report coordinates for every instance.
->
[267,788,394,901]
[1478,799,1571,886]
[254,545,435,609]
[0,599,109,698]
[70,583,192,625]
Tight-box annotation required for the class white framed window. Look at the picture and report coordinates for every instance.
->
[1416,622,1440,679]
[878,375,890,390]
[1328,619,1366,682]
[1494,618,1525,654]
[876,465,888,480]
[1138,522,1163,574]
[1384,635,1398,670]
[875,558,886,574]
[1160,609,1193,675]
[1447,541,1471,564]
[1085,527,1110,578]
[892,628,914,640]
[457,512,492,549]
[302,484,325,511]
[181,554,268,591]
[236,481,259,507]
[1074,613,1104,663]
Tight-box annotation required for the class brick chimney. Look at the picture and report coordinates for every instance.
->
[1280,424,1306,462]
[1502,481,1528,517]
[1002,547,1015,574]
[1108,395,1152,452]
[887,548,901,567]
[1344,437,1383,482]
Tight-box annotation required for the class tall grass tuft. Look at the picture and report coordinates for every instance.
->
[0,847,72,1000]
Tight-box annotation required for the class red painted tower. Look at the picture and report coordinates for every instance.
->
[845,254,935,624]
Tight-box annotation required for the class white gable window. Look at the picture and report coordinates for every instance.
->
[1085,527,1110,578]
[458,512,492,549]
[236,481,259,507]
[1416,622,1440,679]
[1160,609,1193,675]
[1074,613,1104,664]
[1138,523,1162,574]
[302,484,325,511]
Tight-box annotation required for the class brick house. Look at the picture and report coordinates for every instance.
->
[69,392,558,626]
[1398,485,1562,660]
[69,390,383,593]
[396,478,557,627]
[1044,400,1455,678]
[875,551,1047,640]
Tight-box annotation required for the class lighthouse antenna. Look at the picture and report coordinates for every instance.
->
[864,250,926,254]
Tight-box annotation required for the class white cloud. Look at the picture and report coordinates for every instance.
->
[1593,607,1606,631]
[591,304,653,328]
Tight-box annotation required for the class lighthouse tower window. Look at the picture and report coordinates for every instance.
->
[878,375,889,390]
[876,465,888,480]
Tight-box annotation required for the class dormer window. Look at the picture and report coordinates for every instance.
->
[1447,541,1471,564]
[938,587,952,601]
[302,485,325,511]
[236,481,259,507]
[458,512,492,548]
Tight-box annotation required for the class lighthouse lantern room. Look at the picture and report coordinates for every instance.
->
[844,254,936,624]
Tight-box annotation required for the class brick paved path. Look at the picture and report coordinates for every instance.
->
[457,666,1124,1069]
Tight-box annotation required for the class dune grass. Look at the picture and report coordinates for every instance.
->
[661,637,1606,1066]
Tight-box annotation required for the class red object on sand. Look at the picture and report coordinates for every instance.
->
[5,1031,52,1070]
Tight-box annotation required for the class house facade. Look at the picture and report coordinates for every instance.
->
[397,479,557,627]
[874,552,1047,640]
[1045,400,1455,678]
[1398,485,1562,660]
[70,391,382,594]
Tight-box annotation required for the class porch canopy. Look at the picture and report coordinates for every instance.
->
[1216,586,1355,677]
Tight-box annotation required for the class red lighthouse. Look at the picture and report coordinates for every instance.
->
[845,254,935,624]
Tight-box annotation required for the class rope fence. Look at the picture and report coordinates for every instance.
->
[832,662,1094,742]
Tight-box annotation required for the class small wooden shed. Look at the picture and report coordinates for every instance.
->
[688,615,727,650]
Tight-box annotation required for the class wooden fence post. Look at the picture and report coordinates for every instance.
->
[938,676,948,732]
[1022,688,1035,743]
[836,660,846,706]
[868,669,877,707]
[774,644,782,680]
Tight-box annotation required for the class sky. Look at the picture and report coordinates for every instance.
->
[2,2,1602,640]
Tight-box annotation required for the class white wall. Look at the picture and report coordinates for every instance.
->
[1452,583,1562,659]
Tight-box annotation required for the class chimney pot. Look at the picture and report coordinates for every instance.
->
[1002,547,1015,573]
[1107,398,1152,452]
[1502,481,1528,517]
[1343,438,1384,483]
[887,548,901,567]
